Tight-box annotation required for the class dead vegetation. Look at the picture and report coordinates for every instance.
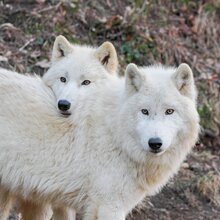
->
[0,0,219,219]
[197,171,220,206]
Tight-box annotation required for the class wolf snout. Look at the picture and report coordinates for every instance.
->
[58,99,71,111]
[148,137,162,152]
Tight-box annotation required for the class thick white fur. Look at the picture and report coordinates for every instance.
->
[0,35,118,220]
[0,59,199,219]
[45,35,118,115]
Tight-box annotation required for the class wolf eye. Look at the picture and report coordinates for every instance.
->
[81,80,91,86]
[165,109,174,115]
[141,109,149,115]
[60,77,66,83]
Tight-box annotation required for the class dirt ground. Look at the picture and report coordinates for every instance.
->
[0,0,219,219]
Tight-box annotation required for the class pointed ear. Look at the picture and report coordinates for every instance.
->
[125,63,144,95]
[95,42,118,74]
[51,35,73,64]
[172,63,196,101]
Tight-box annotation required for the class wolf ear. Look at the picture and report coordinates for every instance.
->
[173,63,196,100]
[125,63,143,95]
[51,35,73,63]
[95,42,118,74]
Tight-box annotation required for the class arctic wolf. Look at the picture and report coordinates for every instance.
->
[0,36,118,220]
[0,58,199,220]
[0,56,199,219]
[43,35,118,116]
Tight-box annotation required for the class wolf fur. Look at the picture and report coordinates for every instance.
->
[0,38,199,219]
[0,35,118,220]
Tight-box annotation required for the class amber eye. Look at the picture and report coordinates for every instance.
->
[165,109,174,115]
[81,80,91,86]
[60,77,66,83]
[141,109,149,115]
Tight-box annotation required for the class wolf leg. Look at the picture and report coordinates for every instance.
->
[0,188,14,220]
[53,207,76,220]
[19,200,52,220]
[83,205,125,220]
[96,207,125,220]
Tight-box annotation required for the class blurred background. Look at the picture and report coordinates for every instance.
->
[0,0,219,219]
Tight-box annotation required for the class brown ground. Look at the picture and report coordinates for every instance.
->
[0,0,219,219]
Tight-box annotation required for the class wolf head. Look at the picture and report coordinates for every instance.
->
[43,35,118,116]
[118,63,199,162]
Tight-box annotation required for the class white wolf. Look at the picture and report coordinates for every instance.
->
[0,36,118,220]
[0,41,199,219]
[44,35,118,117]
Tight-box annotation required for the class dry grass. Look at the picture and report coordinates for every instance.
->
[197,171,220,207]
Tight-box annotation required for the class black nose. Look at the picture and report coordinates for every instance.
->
[58,100,71,111]
[148,137,162,150]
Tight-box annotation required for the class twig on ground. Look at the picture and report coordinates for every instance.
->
[19,38,35,52]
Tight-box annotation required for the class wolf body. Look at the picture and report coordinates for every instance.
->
[0,38,199,220]
[0,36,118,220]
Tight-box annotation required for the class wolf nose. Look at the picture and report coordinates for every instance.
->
[148,138,162,150]
[58,100,71,111]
